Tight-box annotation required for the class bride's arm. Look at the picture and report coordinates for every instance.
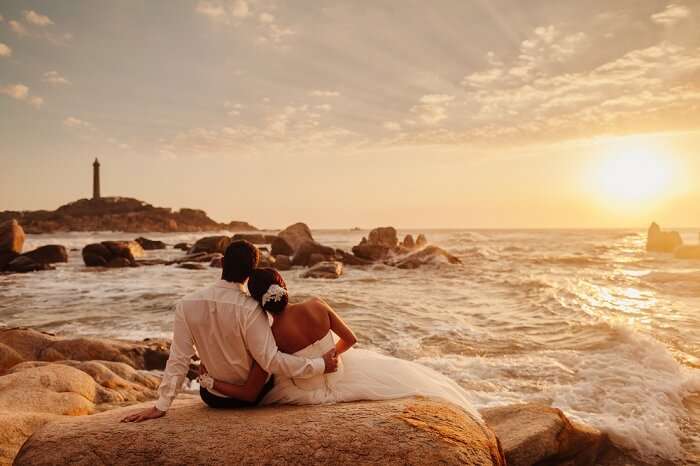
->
[315,298,357,355]
[205,362,269,403]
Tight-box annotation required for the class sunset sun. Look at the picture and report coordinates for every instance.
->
[590,138,677,206]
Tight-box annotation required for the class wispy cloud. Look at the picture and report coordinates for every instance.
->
[309,90,340,97]
[0,83,43,108]
[9,20,28,36]
[42,71,70,85]
[651,4,691,25]
[410,94,454,125]
[23,10,54,27]
[0,43,11,58]
[63,116,93,130]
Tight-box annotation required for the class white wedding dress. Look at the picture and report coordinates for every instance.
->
[260,331,482,422]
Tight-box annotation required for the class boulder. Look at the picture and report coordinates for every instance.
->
[14,397,505,466]
[292,240,336,267]
[646,222,682,253]
[274,255,292,271]
[134,237,166,250]
[271,236,294,256]
[368,226,398,248]
[209,256,223,268]
[81,243,111,267]
[232,233,277,244]
[481,403,607,466]
[0,362,161,465]
[188,236,231,255]
[173,242,191,251]
[674,245,700,260]
[302,261,343,279]
[402,234,415,249]
[0,328,170,374]
[103,241,144,259]
[227,220,258,231]
[308,253,327,267]
[0,219,25,255]
[416,234,428,248]
[352,243,391,261]
[20,245,68,264]
[335,249,373,266]
[277,223,314,253]
[82,241,143,268]
[391,245,462,269]
[5,256,54,273]
[259,255,277,268]
[169,252,222,265]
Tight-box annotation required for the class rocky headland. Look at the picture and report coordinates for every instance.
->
[0,327,629,466]
[0,197,257,234]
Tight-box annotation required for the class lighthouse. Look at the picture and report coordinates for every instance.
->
[92,158,101,200]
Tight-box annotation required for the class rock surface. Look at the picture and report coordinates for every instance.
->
[368,226,399,248]
[134,237,166,250]
[674,245,700,260]
[20,245,68,265]
[82,241,143,268]
[0,328,170,375]
[481,403,607,466]
[5,256,54,273]
[274,254,292,270]
[0,219,24,255]
[277,223,314,254]
[0,197,257,234]
[188,236,231,255]
[292,240,335,267]
[302,261,343,279]
[390,245,462,269]
[646,222,682,253]
[14,397,506,466]
[232,233,277,244]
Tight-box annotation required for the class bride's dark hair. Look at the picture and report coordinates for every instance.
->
[248,267,288,314]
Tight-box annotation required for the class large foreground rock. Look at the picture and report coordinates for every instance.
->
[277,222,314,254]
[82,241,144,268]
[0,219,24,255]
[481,403,607,466]
[0,362,161,465]
[14,397,505,466]
[188,235,231,255]
[646,222,682,253]
[0,328,170,374]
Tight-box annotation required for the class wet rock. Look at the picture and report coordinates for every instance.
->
[81,243,110,266]
[169,252,222,264]
[391,245,462,269]
[292,240,336,267]
[402,234,415,249]
[134,237,166,250]
[368,226,399,248]
[177,263,206,270]
[82,241,141,268]
[232,233,277,244]
[6,256,54,273]
[0,219,25,255]
[209,256,223,268]
[271,236,294,256]
[646,222,682,253]
[21,245,68,264]
[259,255,277,268]
[274,255,292,271]
[416,234,428,248]
[302,261,343,279]
[481,403,607,466]
[335,249,373,266]
[352,243,391,261]
[189,236,231,255]
[226,220,258,231]
[674,245,700,260]
[14,397,505,466]
[173,242,191,251]
[0,251,19,270]
[277,223,314,254]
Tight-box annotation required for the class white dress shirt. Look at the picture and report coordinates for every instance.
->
[155,280,325,411]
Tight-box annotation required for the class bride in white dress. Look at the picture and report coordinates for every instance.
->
[199,268,481,422]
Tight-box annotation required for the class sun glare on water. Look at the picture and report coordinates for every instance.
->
[589,137,677,207]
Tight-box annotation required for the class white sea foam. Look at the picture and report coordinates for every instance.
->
[418,324,700,463]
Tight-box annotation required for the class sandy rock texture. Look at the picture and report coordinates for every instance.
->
[14,396,505,466]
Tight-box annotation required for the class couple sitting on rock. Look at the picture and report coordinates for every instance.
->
[122,240,480,422]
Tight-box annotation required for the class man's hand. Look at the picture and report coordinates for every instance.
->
[121,406,166,423]
[322,348,338,373]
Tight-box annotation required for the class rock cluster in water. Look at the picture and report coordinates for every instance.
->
[0,220,67,273]
[0,197,257,234]
[646,222,700,260]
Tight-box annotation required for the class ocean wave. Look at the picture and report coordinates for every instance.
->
[417,324,700,463]
[641,271,700,296]
[530,255,609,267]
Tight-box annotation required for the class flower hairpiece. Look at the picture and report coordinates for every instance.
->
[262,284,287,307]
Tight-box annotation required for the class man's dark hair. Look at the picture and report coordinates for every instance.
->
[221,240,260,283]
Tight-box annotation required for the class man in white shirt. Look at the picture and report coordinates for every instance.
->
[122,240,338,422]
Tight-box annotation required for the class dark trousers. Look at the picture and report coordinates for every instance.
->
[200,376,275,409]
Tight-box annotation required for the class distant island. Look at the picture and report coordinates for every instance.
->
[0,197,257,234]
[0,158,256,233]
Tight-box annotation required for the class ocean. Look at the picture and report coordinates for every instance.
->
[1,229,699,464]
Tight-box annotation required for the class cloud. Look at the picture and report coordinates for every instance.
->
[0,43,11,57]
[0,83,43,108]
[9,20,28,36]
[651,4,691,25]
[63,117,93,130]
[309,90,340,97]
[383,121,402,131]
[230,0,249,18]
[195,1,227,21]
[0,84,29,100]
[23,10,54,27]
[42,71,70,85]
[410,94,454,125]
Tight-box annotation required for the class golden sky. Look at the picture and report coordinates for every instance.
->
[1,1,699,228]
